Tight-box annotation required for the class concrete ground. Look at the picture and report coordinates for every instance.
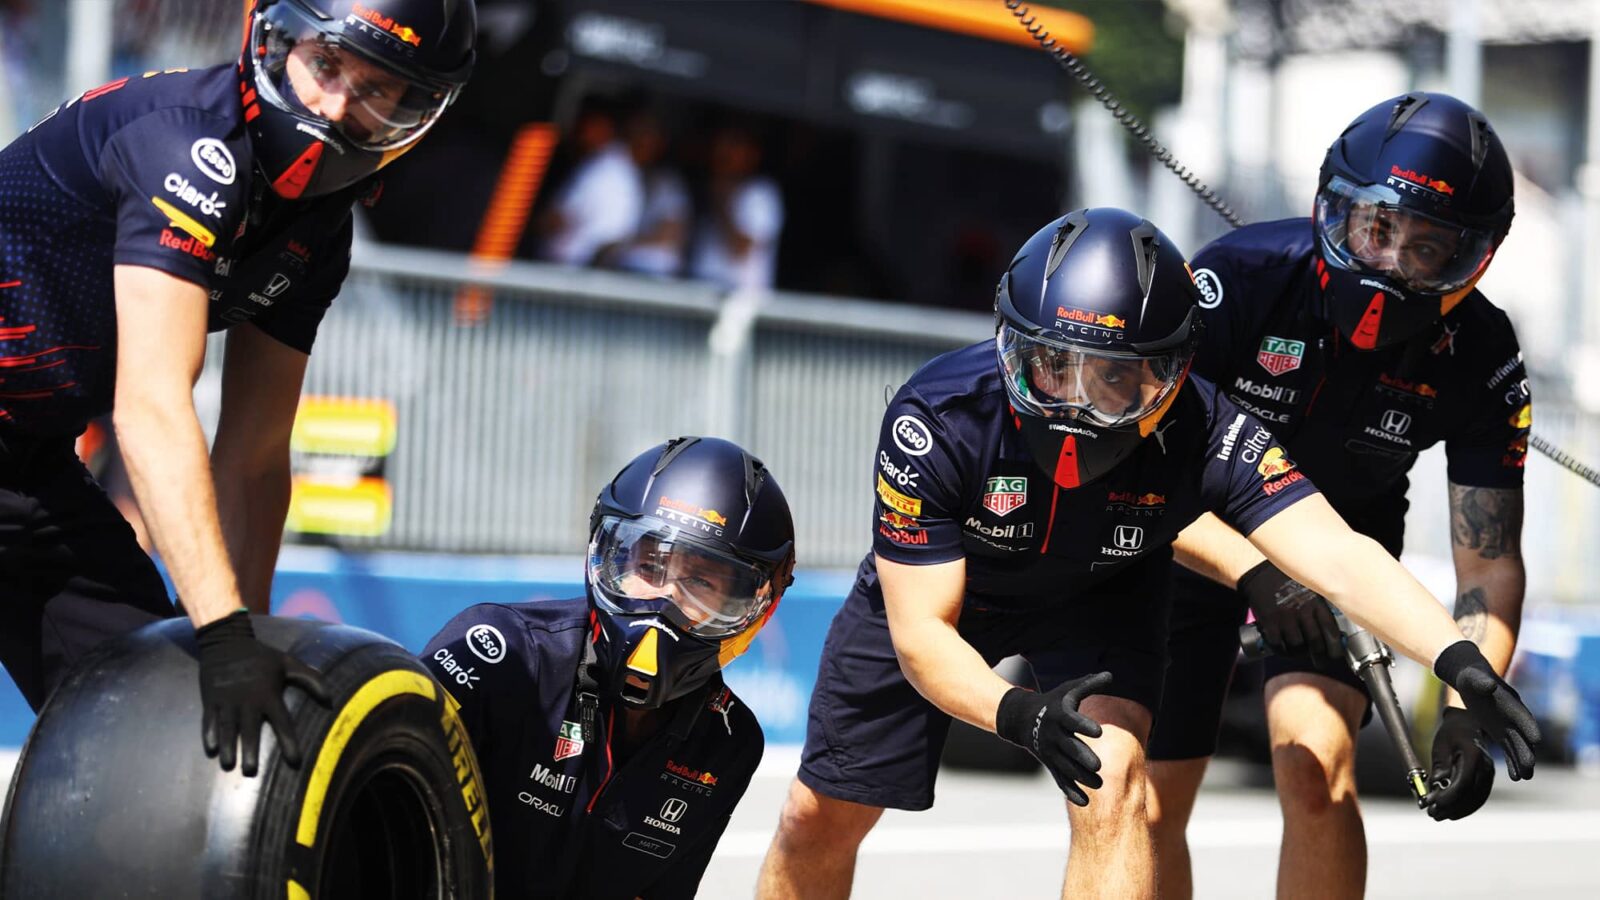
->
[702,748,1600,898]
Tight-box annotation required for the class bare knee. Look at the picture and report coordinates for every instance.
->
[1070,739,1150,831]
[1147,758,1207,839]
[1271,734,1356,816]
[774,779,884,854]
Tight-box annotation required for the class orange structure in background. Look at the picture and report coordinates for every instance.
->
[455,122,559,325]
[804,0,1093,52]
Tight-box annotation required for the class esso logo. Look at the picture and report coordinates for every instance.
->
[191,137,236,185]
[1192,268,1223,309]
[892,415,932,457]
[465,624,507,664]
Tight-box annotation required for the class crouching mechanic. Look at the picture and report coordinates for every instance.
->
[754,207,1539,900]
[0,0,474,775]
[1148,92,1533,899]
[423,436,795,899]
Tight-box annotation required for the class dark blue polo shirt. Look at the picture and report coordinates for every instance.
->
[422,598,763,900]
[1187,218,1529,551]
[0,64,358,436]
[865,341,1320,604]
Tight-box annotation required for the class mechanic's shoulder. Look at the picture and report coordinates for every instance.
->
[899,341,1005,420]
[699,683,765,766]
[1195,218,1313,271]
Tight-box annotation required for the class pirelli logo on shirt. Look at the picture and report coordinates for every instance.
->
[150,196,216,247]
[876,474,922,517]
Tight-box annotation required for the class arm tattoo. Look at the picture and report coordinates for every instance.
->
[1448,484,1523,560]
[1454,587,1489,642]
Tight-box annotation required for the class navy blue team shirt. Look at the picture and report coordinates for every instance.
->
[423,598,763,900]
[867,341,1319,601]
[0,64,357,437]
[1187,219,1529,551]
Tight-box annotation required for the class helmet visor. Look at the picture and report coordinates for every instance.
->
[252,3,459,152]
[588,516,779,639]
[1315,176,1497,294]
[997,323,1190,427]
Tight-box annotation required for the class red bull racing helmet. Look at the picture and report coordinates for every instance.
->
[1315,92,1514,349]
[587,437,795,709]
[240,0,476,199]
[995,208,1204,489]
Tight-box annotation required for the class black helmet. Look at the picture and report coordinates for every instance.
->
[240,0,476,199]
[586,437,796,709]
[1315,92,1514,350]
[995,208,1203,489]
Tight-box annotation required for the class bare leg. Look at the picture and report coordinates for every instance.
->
[1265,673,1367,900]
[1147,756,1210,900]
[757,778,885,900]
[1061,696,1155,900]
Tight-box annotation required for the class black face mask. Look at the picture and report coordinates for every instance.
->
[590,608,722,710]
[1320,258,1454,351]
[1011,410,1145,490]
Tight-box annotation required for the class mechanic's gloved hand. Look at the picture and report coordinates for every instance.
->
[1423,706,1496,821]
[197,610,331,777]
[1237,559,1345,669]
[1433,640,1540,781]
[994,671,1111,806]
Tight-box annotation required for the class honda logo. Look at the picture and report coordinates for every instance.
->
[1379,409,1411,436]
[263,272,292,298]
[660,797,688,823]
[1113,525,1143,551]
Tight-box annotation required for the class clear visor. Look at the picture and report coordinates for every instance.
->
[588,516,778,639]
[1315,176,1497,294]
[997,323,1189,427]
[252,4,458,151]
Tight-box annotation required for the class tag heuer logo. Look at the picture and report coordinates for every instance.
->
[554,720,585,761]
[981,476,1028,517]
[1256,336,1305,377]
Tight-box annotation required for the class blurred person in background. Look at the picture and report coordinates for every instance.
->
[535,101,643,267]
[423,436,795,899]
[599,106,691,277]
[756,208,1538,900]
[0,0,474,776]
[1146,93,1531,900]
[690,122,784,292]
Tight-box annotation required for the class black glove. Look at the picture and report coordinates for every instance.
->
[1433,640,1540,782]
[1423,706,1495,821]
[1237,560,1345,670]
[994,671,1111,806]
[196,611,331,777]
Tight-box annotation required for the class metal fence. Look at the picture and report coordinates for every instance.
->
[280,245,988,568]
[213,243,1600,597]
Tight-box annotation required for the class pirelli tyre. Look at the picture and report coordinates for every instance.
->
[0,616,494,899]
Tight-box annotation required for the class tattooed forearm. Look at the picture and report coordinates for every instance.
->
[1454,587,1490,642]
[1448,484,1523,560]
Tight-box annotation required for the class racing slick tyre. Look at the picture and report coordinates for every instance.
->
[0,616,493,899]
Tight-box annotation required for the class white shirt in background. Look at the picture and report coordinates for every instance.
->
[614,170,691,277]
[690,176,784,292]
[540,142,643,267]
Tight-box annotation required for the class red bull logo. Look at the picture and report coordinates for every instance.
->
[880,511,919,529]
[1378,373,1438,398]
[1106,491,1165,507]
[352,3,424,47]
[1262,470,1306,496]
[1389,164,1455,196]
[1508,404,1532,429]
[665,760,718,786]
[657,497,729,534]
[1256,446,1296,479]
[1055,306,1127,330]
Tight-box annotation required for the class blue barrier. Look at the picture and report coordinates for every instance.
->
[0,548,856,747]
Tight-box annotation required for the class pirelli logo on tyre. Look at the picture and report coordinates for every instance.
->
[876,474,922,517]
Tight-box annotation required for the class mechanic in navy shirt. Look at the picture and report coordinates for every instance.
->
[423,436,795,899]
[755,208,1539,899]
[0,0,474,775]
[1147,94,1535,899]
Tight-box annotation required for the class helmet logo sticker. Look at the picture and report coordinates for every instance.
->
[1256,336,1305,377]
[891,415,933,456]
[1054,305,1127,330]
[465,624,507,664]
[1192,268,1223,308]
[981,477,1028,517]
[190,138,235,184]
[1387,164,1456,199]
[350,3,425,48]
[656,497,728,536]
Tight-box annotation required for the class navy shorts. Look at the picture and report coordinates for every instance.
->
[0,433,175,710]
[798,557,1172,811]
[1148,564,1368,762]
